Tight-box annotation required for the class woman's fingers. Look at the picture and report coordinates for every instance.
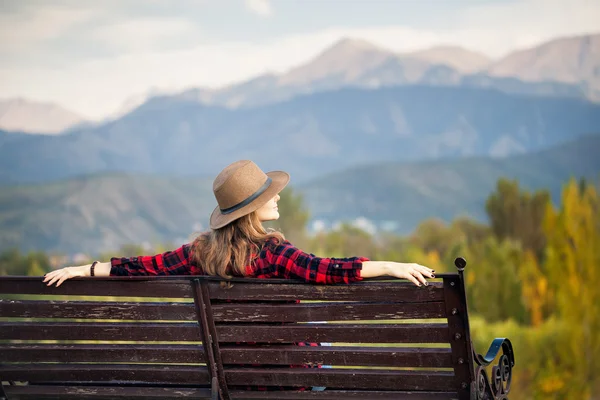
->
[43,267,74,287]
[45,274,61,287]
[402,271,422,286]
[411,267,428,286]
[389,263,434,287]
[55,274,70,287]
[417,264,435,278]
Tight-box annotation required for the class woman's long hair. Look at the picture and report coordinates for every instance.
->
[191,211,284,278]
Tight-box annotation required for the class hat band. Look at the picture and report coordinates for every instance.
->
[220,177,272,215]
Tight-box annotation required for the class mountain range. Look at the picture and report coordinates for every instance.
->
[299,133,600,233]
[178,33,600,109]
[1,133,598,254]
[1,84,599,185]
[2,32,599,134]
[0,99,86,134]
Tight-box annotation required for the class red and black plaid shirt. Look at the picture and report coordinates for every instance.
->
[110,238,367,283]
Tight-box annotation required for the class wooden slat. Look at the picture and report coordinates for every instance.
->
[225,368,456,391]
[0,344,205,364]
[0,322,202,341]
[0,276,451,299]
[212,301,446,322]
[220,345,453,368]
[4,385,213,400]
[0,300,196,320]
[216,323,449,343]
[229,391,458,399]
[0,278,194,298]
[0,364,210,384]
[3,386,458,400]
[208,281,444,302]
[0,344,451,368]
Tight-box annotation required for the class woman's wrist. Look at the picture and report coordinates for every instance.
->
[360,261,390,278]
[80,261,108,277]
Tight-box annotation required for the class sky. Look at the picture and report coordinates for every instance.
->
[0,0,598,119]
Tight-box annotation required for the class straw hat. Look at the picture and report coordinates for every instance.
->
[209,160,290,229]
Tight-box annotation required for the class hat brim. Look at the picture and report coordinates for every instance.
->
[209,170,290,229]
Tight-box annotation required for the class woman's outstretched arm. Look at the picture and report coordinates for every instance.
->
[254,240,434,286]
[43,261,111,287]
[43,244,198,287]
[360,261,434,286]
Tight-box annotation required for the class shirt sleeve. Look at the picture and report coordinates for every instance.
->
[248,240,367,284]
[109,244,202,276]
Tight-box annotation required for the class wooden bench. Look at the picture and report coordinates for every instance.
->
[1,257,515,399]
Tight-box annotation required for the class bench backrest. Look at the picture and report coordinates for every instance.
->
[1,262,476,399]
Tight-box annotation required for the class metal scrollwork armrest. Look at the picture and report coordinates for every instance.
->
[473,338,515,400]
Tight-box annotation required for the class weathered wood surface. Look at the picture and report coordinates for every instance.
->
[0,322,202,341]
[1,344,205,363]
[3,386,213,400]
[219,345,453,367]
[224,368,456,391]
[228,391,458,399]
[216,323,449,343]
[0,274,484,398]
[3,386,458,400]
[0,277,194,298]
[0,276,445,302]
[208,281,444,302]
[1,343,452,368]
[211,301,446,322]
[0,299,195,320]
[0,299,445,322]
[443,274,475,400]
[0,364,211,384]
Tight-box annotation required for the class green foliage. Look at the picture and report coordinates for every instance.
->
[309,223,378,260]
[486,178,551,259]
[0,248,52,276]
[461,237,528,324]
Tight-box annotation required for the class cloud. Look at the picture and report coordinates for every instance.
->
[244,0,273,17]
[0,4,99,54]
[456,0,600,54]
[88,17,202,53]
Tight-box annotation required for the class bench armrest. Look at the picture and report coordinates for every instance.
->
[473,338,515,399]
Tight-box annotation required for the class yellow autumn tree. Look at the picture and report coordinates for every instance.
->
[542,178,600,399]
[518,249,552,327]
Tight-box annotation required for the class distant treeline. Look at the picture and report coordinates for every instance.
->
[1,177,599,399]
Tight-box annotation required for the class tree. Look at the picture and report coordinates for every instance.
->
[310,224,377,260]
[460,236,528,324]
[542,178,600,398]
[486,178,550,260]
[0,248,51,276]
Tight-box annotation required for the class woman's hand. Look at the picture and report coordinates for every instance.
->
[43,265,89,287]
[361,261,435,286]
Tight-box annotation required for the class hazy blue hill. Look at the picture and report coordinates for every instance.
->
[1,85,600,185]
[0,173,214,254]
[299,133,600,232]
[0,134,598,254]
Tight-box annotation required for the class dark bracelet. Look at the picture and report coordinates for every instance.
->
[90,261,99,277]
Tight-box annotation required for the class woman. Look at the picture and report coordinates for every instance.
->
[43,160,434,286]
[42,160,435,391]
